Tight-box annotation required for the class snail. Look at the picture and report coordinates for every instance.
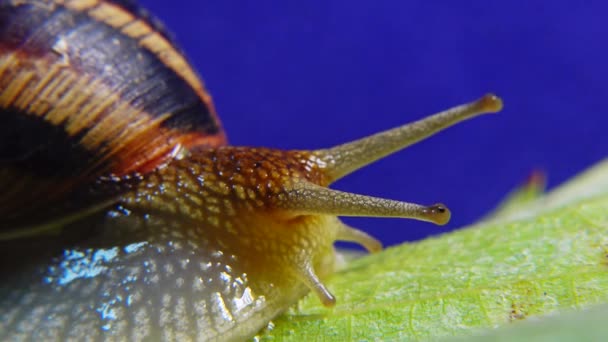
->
[0,0,503,341]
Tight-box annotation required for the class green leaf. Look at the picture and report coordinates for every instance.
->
[260,160,608,341]
[480,169,546,221]
[448,304,608,341]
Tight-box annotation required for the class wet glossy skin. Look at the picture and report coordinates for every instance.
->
[0,147,340,341]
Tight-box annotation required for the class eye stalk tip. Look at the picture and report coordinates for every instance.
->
[425,203,451,226]
[478,93,503,113]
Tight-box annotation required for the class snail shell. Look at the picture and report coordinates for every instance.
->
[0,0,225,235]
[0,0,503,341]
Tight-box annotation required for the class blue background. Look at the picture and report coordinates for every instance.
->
[142,1,607,247]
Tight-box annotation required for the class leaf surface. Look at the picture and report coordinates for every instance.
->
[260,160,608,340]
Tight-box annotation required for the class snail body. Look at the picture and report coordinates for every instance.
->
[0,0,503,341]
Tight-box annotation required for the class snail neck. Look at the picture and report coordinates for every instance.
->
[122,146,343,306]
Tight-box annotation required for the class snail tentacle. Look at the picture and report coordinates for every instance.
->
[335,222,383,253]
[317,94,503,183]
[299,263,337,307]
[276,180,452,225]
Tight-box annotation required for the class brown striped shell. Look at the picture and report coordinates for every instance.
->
[0,0,226,234]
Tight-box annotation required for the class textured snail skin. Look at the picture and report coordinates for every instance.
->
[0,147,341,341]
